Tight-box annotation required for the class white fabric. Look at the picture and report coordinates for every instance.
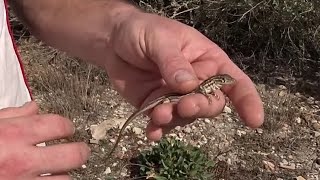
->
[0,0,31,109]
[0,0,47,155]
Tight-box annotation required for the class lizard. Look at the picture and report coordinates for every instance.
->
[106,74,236,159]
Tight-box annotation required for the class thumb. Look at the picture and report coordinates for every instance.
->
[151,43,199,93]
[0,101,39,119]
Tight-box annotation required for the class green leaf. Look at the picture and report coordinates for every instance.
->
[135,137,215,179]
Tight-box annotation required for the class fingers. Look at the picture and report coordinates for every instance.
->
[146,122,163,141]
[224,76,264,128]
[186,44,264,128]
[26,114,75,145]
[146,91,226,141]
[177,92,226,118]
[215,57,264,128]
[32,142,90,175]
[146,52,264,140]
[2,114,75,145]
[0,101,38,119]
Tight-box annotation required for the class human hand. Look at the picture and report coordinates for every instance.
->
[0,101,90,180]
[105,11,264,141]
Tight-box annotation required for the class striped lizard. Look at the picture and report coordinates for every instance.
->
[106,74,236,159]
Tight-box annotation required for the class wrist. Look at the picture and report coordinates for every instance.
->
[106,2,143,47]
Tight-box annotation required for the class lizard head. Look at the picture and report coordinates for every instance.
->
[213,74,236,85]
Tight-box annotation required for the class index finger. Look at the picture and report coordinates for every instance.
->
[215,52,264,128]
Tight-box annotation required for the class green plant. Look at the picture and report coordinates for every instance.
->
[134,138,215,180]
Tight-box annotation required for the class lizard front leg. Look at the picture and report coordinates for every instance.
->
[199,89,220,105]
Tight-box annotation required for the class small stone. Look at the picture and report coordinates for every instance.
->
[312,123,320,131]
[183,127,192,133]
[175,126,181,131]
[199,122,205,127]
[223,106,232,114]
[282,124,289,131]
[132,127,143,135]
[279,91,286,97]
[137,140,143,145]
[178,133,184,138]
[82,165,87,169]
[236,130,246,136]
[282,159,288,164]
[89,139,99,144]
[295,117,302,124]
[256,128,263,134]
[280,162,296,170]
[104,167,111,175]
[296,163,303,169]
[308,97,315,101]
[262,160,275,172]
[169,133,177,137]
[204,119,211,124]
[279,85,287,90]
[201,136,208,143]
[314,131,320,137]
[227,158,232,165]
[295,176,306,180]
[288,155,293,159]
[300,106,307,111]
[122,147,127,152]
[110,139,116,143]
[227,117,233,122]
[312,105,319,109]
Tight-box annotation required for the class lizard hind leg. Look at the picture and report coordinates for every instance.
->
[201,93,213,105]
[205,91,221,105]
[211,85,221,101]
[212,91,220,100]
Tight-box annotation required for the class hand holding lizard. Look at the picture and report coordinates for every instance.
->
[105,12,264,141]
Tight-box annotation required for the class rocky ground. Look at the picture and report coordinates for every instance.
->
[18,37,319,180]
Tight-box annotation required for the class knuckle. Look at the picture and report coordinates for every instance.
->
[0,122,24,141]
[161,55,184,71]
[45,114,74,134]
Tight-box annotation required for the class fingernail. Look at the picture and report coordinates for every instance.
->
[174,69,196,83]
[80,144,91,161]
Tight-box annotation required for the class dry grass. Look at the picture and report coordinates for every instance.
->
[132,0,320,99]
[18,38,110,118]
